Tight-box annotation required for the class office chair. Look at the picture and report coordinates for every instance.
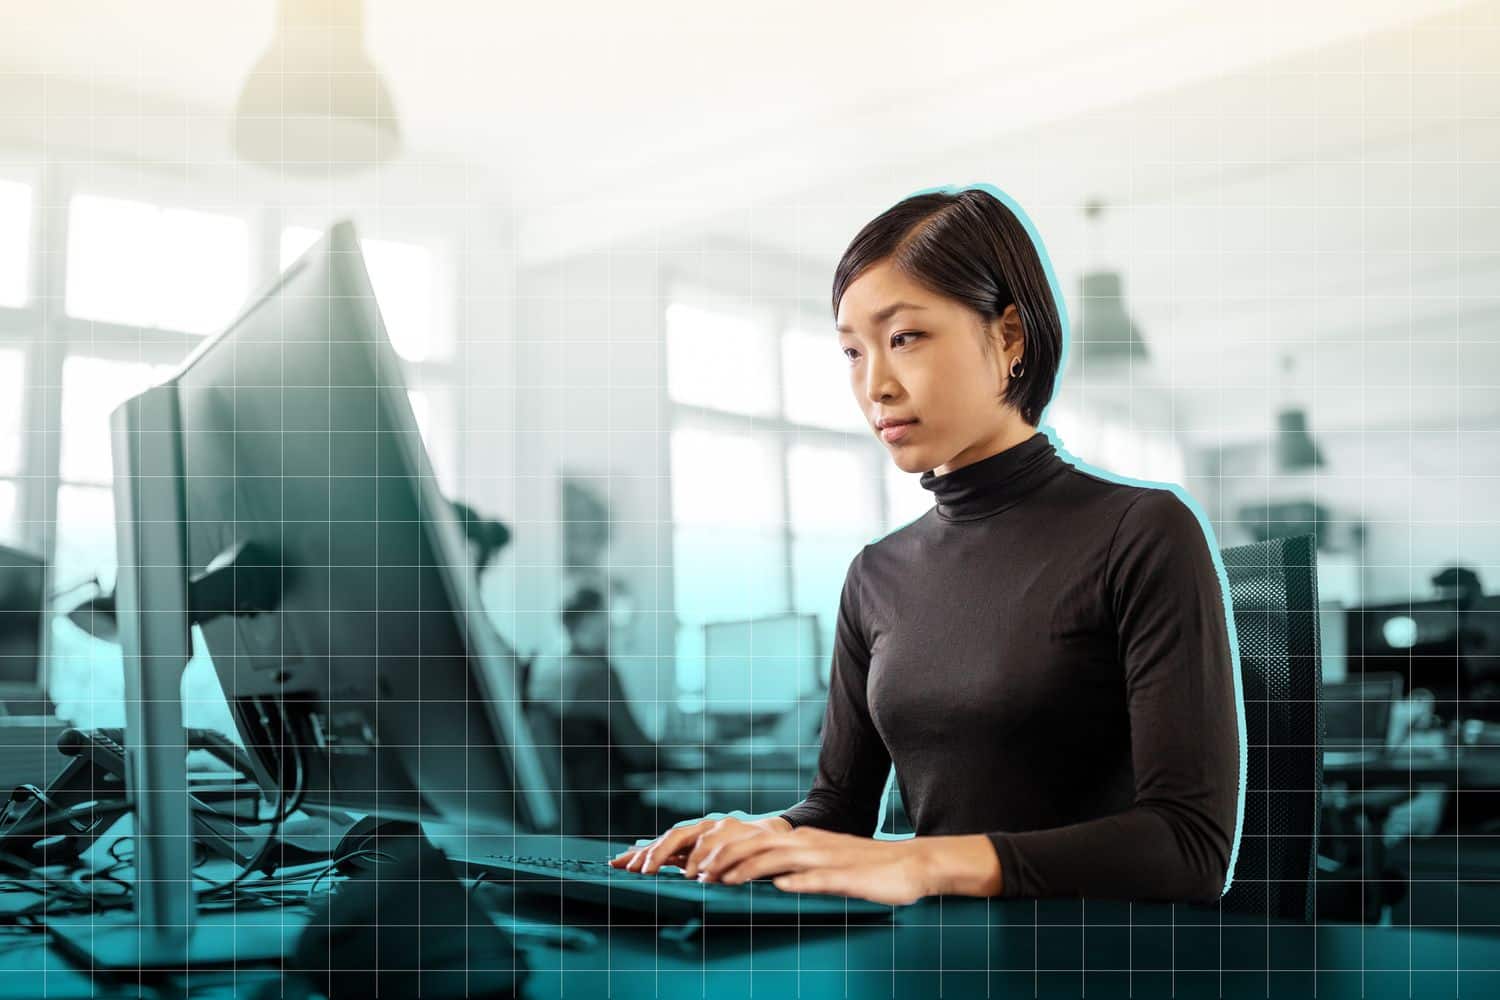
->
[1219,534,1323,922]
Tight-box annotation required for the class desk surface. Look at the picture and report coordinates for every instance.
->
[506,893,1500,1000]
[0,880,1495,999]
[1323,744,1500,787]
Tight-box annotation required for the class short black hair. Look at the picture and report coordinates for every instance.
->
[831,187,1062,426]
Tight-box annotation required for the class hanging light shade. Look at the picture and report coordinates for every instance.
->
[1274,408,1325,472]
[1072,270,1149,367]
[234,0,400,176]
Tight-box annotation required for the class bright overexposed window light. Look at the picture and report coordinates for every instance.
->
[884,458,931,530]
[0,349,23,477]
[52,484,117,591]
[281,227,441,362]
[66,196,158,328]
[666,302,778,417]
[60,356,174,484]
[670,427,788,635]
[65,195,249,334]
[406,387,456,492]
[670,427,782,527]
[782,327,864,431]
[787,443,878,533]
[0,481,18,547]
[0,179,32,307]
[279,225,321,270]
[362,237,437,362]
[155,209,250,334]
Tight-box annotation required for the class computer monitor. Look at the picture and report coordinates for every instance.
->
[45,222,556,967]
[1318,604,1349,682]
[0,545,45,697]
[703,611,822,716]
[171,222,552,831]
[1346,597,1497,721]
[1322,672,1403,752]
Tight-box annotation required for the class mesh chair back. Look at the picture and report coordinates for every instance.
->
[1219,534,1323,922]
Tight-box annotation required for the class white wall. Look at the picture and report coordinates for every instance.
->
[1188,423,1498,605]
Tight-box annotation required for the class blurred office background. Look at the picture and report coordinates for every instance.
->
[0,0,1497,923]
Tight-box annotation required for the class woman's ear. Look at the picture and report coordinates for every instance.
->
[1000,303,1026,358]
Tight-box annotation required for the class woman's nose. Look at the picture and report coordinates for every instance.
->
[864,354,898,403]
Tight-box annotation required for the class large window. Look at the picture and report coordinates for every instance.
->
[0,178,32,308]
[666,295,921,706]
[65,195,251,335]
[281,226,450,364]
[0,166,461,732]
[0,348,23,545]
[53,356,176,590]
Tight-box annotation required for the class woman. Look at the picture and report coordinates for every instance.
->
[611,186,1242,906]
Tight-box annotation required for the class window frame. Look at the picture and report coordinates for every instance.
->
[0,159,464,593]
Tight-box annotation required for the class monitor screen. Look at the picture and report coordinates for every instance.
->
[150,222,553,832]
[0,545,44,689]
[703,612,822,714]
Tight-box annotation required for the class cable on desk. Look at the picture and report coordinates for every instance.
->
[0,719,316,927]
[196,721,309,901]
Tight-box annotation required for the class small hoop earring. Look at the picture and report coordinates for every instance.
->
[1009,356,1025,379]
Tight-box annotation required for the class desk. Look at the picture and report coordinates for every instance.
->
[1324,745,1500,789]
[2,875,1497,998]
[506,892,1500,1000]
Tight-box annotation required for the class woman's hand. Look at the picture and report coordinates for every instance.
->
[698,828,1005,905]
[694,826,934,905]
[609,813,790,876]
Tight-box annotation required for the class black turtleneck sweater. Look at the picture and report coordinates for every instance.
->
[778,432,1241,904]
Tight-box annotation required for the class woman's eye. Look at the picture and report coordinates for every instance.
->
[891,332,919,348]
[842,347,859,362]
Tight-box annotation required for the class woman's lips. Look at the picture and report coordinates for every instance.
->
[880,420,917,443]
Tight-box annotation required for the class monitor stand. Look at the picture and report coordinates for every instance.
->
[43,387,298,971]
[44,379,522,998]
[44,909,304,971]
[48,823,523,997]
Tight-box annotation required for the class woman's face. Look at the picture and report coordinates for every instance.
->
[836,260,1032,477]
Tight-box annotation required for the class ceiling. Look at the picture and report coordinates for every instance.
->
[0,0,1493,441]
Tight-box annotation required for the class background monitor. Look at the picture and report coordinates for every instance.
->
[702,611,822,716]
[0,545,51,712]
[1346,597,1500,721]
[1322,673,1403,751]
[160,221,554,833]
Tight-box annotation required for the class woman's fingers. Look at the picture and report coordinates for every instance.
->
[699,825,829,882]
[698,831,799,882]
[682,818,750,878]
[680,833,719,879]
[638,821,710,873]
[609,841,650,868]
[715,843,824,885]
[610,818,729,873]
[613,835,668,871]
[772,868,852,896]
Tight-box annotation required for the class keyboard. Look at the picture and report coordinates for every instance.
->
[461,842,893,922]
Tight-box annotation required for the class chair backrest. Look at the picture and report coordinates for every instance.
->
[1219,534,1324,922]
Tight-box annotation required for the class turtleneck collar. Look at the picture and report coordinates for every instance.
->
[919,431,1064,522]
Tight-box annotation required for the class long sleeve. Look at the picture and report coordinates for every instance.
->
[985,489,1241,903]
[779,549,893,836]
